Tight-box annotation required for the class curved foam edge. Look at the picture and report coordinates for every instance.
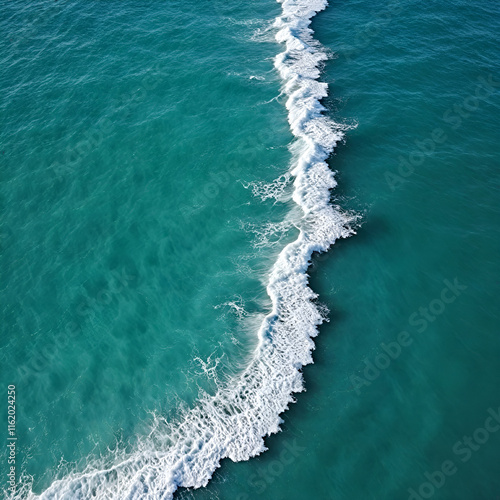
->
[14,1,356,499]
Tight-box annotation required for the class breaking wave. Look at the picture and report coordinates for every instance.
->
[14,1,357,498]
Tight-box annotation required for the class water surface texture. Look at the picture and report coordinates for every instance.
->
[1,0,499,499]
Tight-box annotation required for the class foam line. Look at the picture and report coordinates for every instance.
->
[15,1,355,498]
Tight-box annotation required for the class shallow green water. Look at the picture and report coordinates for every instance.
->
[1,0,499,499]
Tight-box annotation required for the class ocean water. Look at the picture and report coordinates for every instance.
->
[1,0,499,499]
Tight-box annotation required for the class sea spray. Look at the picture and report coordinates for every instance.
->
[14,1,356,498]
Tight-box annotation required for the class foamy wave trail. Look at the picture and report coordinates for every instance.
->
[16,1,356,498]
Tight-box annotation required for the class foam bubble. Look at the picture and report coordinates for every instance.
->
[14,1,357,498]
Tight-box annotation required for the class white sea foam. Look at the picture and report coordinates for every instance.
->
[242,219,297,249]
[15,1,356,498]
[250,22,277,43]
[214,297,249,321]
[244,171,292,202]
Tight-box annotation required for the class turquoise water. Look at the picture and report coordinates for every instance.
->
[1,0,499,499]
